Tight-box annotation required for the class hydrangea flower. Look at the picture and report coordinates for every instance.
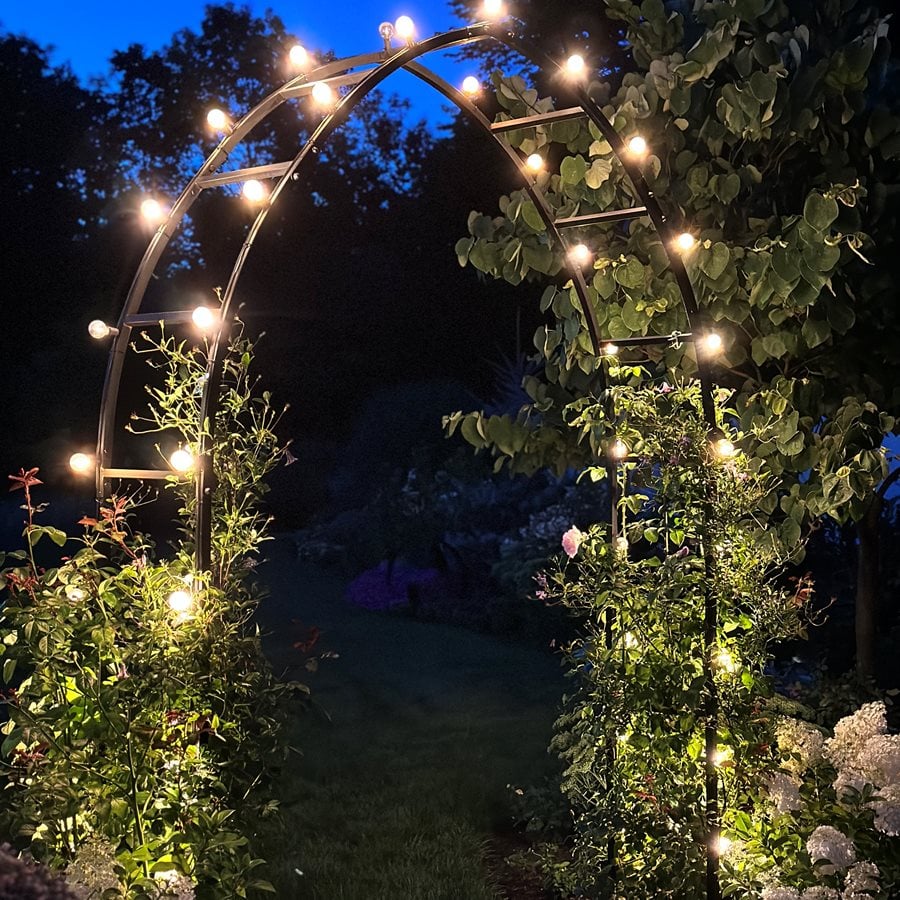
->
[857,733,900,786]
[561,525,583,558]
[843,860,879,899]
[762,886,800,900]
[800,889,840,900]
[806,825,856,874]
[767,772,802,813]
[824,703,887,773]
[776,718,825,774]
[869,783,900,836]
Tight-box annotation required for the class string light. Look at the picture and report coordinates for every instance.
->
[88,320,117,340]
[394,16,415,42]
[715,650,737,673]
[610,439,628,460]
[379,21,394,43]
[627,135,648,156]
[482,0,505,16]
[191,306,217,330]
[602,343,619,356]
[712,835,732,857]
[525,153,544,173]
[206,108,229,132]
[311,81,335,108]
[241,180,267,203]
[711,746,733,767]
[288,44,310,68]
[166,590,193,614]
[568,243,592,266]
[701,332,723,354]
[565,54,586,77]
[169,448,195,473]
[624,632,638,649]
[675,232,696,252]
[68,452,93,475]
[714,437,736,459]
[140,198,165,224]
[461,76,481,95]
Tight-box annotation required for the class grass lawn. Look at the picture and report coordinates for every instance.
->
[254,538,566,899]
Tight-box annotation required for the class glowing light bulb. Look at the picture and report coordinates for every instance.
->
[166,590,193,614]
[525,153,544,173]
[624,632,638,649]
[627,135,647,156]
[566,54,586,77]
[206,108,229,131]
[483,0,505,16]
[191,306,216,330]
[140,198,165,224]
[675,231,696,252]
[65,585,86,602]
[714,438,736,459]
[169,448,194,473]
[701,332,723,354]
[713,835,732,857]
[289,44,309,68]
[311,81,335,107]
[242,180,266,203]
[69,452,93,475]
[715,650,737,673]
[88,319,113,340]
[461,76,481,95]
[602,343,619,356]
[394,15,415,41]
[379,21,394,42]
[610,440,628,460]
[711,746,733,767]
[568,243,592,266]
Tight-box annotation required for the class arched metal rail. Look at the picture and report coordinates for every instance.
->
[91,20,721,897]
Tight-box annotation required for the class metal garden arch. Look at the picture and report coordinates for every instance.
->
[84,16,724,898]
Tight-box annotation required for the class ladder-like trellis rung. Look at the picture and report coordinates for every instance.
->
[490,107,585,133]
[604,332,694,348]
[197,162,292,189]
[123,311,194,328]
[556,206,648,228]
[100,468,178,481]
[281,70,373,99]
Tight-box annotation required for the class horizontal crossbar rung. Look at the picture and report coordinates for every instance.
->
[490,107,585,133]
[556,207,648,228]
[123,311,194,328]
[101,468,181,481]
[197,162,291,188]
[281,70,372,99]
[604,333,694,348]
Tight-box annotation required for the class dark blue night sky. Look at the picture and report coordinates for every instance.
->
[1,0,476,125]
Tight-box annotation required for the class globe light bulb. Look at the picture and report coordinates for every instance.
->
[714,437,736,459]
[395,15,415,41]
[65,585,86,602]
[702,332,723,354]
[610,439,628,460]
[566,54,586,77]
[206,108,229,131]
[69,452,93,475]
[624,632,638,649]
[461,76,481,95]
[602,343,619,356]
[88,319,112,340]
[675,231,696,251]
[191,306,217,330]
[140,198,165,224]
[711,746,733,767]
[483,0,505,16]
[379,21,395,42]
[242,179,266,203]
[568,243,592,266]
[166,590,193,614]
[169,448,194,473]
[627,135,648,156]
[715,650,737,673]
[525,153,544,173]
[311,81,335,107]
[713,835,732,857]
[289,44,309,68]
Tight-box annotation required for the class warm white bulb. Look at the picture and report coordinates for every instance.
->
[702,332,723,354]
[311,81,335,107]
[483,0,505,16]
[88,319,111,340]
[568,243,592,266]
[602,343,619,356]
[675,231,696,251]
[623,632,638,649]
[566,54,586,76]
[206,108,229,131]
[610,439,628,460]
[169,449,194,472]
[191,306,216,330]
[242,180,266,203]
[461,76,481,95]
[716,650,737,673]
[525,153,544,173]
[69,452,93,475]
[627,135,647,156]
[289,44,309,68]
[711,746,732,767]
[714,438,736,459]
[713,835,732,857]
[394,15,415,40]
[140,198,165,224]
[379,21,394,41]
[166,590,193,614]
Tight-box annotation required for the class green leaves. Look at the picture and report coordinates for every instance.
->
[803,192,840,232]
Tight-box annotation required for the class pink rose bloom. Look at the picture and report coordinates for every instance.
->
[562,526,583,558]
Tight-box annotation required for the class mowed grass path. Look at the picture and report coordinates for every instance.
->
[255,537,566,899]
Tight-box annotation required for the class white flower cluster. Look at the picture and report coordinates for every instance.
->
[65,834,120,899]
[155,869,196,899]
[843,861,880,899]
[762,887,844,900]
[824,703,887,773]
[776,717,825,774]
[806,825,856,874]
[800,889,840,900]
[767,772,803,813]
[857,733,900,785]
[762,886,800,900]
[869,782,900,836]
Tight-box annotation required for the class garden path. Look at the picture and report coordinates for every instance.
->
[255,536,565,899]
